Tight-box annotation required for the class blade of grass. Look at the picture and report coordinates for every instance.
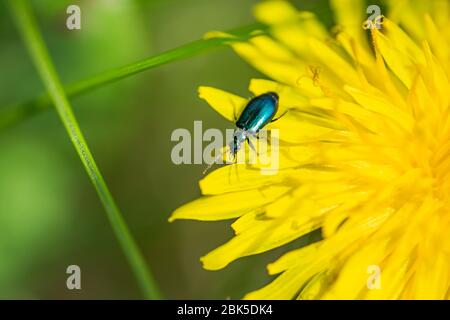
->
[8,0,161,299]
[0,23,266,130]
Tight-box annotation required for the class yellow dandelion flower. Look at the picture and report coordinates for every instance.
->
[170,0,450,299]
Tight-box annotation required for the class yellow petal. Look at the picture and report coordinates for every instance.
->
[345,85,414,133]
[200,164,296,195]
[244,266,317,300]
[372,26,424,88]
[253,0,299,25]
[330,0,368,47]
[169,186,289,222]
[198,86,247,122]
[201,214,318,270]
[323,240,390,299]
[254,1,327,58]
[231,38,305,86]
[249,78,309,110]
[267,243,321,274]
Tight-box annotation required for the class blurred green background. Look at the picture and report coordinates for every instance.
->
[0,0,334,299]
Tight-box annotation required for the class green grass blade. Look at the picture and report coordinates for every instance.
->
[0,23,266,130]
[7,0,161,299]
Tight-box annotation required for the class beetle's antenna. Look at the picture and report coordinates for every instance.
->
[202,153,222,175]
[271,109,289,122]
[202,145,230,175]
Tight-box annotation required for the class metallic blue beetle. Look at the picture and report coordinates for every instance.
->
[230,92,280,157]
[203,92,285,174]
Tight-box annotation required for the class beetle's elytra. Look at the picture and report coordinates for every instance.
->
[236,92,279,133]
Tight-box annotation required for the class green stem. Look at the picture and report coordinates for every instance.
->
[0,23,266,130]
[8,0,161,299]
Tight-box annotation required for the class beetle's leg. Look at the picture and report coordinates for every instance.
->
[228,155,233,184]
[247,136,257,155]
[234,154,240,182]
[251,132,274,159]
[255,130,269,140]
[271,109,289,122]
[228,149,240,184]
[253,129,272,143]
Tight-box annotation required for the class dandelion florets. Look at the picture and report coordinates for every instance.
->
[171,0,450,299]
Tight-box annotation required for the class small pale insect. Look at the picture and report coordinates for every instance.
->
[203,92,286,174]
